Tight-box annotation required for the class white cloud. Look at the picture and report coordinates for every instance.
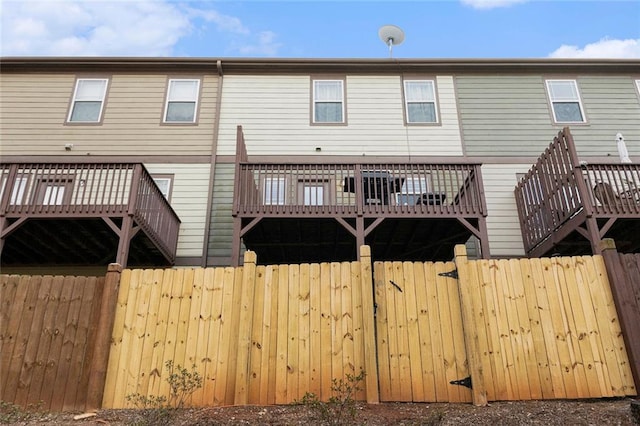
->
[549,38,640,59]
[461,0,528,10]
[236,31,282,57]
[0,0,281,57]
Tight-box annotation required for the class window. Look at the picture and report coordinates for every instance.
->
[297,180,329,206]
[263,178,286,205]
[152,176,173,201]
[0,176,28,204]
[67,78,108,123]
[396,176,430,205]
[636,79,640,98]
[312,79,344,123]
[545,79,586,123]
[403,80,438,123]
[35,178,73,205]
[164,79,200,123]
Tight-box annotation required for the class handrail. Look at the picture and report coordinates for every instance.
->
[0,162,180,262]
[233,162,485,217]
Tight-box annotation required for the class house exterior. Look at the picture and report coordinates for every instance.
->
[2,57,639,270]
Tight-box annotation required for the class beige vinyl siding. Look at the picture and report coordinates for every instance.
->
[481,164,531,257]
[216,75,463,156]
[457,75,640,158]
[0,73,218,156]
[207,163,236,265]
[145,164,210,258]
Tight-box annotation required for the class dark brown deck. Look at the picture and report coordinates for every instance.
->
[1,162,180,268]
[231,126,489,265]
[515,128,640,258]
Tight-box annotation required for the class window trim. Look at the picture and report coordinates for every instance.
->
[635,79,640,101]
[34,176,74,206]
[545,79,587,124]
[66,77,109,124]
[297,178,331,206]
[151,174,174,201]
[310,77,347,125]
[402,78,440,125]
[0,174,30,205]
[162,78,202,124]
[263,177,287,205]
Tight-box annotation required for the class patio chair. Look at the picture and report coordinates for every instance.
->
[593,182,623,208]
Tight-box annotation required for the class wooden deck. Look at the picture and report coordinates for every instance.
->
[231,126,489,265]
[515,128,640,257]
[0,162,181,267]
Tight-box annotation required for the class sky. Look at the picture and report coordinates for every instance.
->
[1,0,639,59]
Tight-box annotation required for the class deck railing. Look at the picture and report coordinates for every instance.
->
[234,162,486,217]
[515,128,640,254]
[0,162,180,262]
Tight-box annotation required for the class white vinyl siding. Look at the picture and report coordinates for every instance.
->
[217,75,463,156]
[482,164,533,257]
[67,78,108,122]
[404,80,437,123]
[164,79,200,123]
[145,164,210,258]
[312,79,344,123]
[545,79,586,123]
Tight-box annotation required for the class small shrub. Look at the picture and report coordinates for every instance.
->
[165,360,203,409]
[296,370,366,426]
[124,361,203,425]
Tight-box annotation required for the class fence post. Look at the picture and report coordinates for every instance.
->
[600,239,640,389]
[234,250,257,405]
[453,245,488,406]
[85,263,122,411]
[359,245,379,404]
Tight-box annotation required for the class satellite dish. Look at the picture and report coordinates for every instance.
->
[378,25,405,58]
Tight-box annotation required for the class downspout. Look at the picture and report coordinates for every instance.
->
[201,59,224,266]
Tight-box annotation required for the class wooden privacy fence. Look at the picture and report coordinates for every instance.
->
[101,248,379,408]
[0,266,120,411]
[455,247,635,404]
[2,245,637,411]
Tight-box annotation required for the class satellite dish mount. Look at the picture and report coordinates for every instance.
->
[378,25,405,58]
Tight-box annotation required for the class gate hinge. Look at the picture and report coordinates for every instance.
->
[438,269,458,279]
[450,376,472,389]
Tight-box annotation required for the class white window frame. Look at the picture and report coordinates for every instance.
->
[545,79,586,124]
[403,79,438,124]
[67,78,109,123]
[0,175,29,205]
[263,177,286,205]
[635,79,640,99]
[163,78,201,123]
[312,79,345,124]
[152,176,173,201]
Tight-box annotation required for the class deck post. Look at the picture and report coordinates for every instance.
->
[85,263,122,411]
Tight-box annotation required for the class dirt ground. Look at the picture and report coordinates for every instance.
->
[3,398,639,425]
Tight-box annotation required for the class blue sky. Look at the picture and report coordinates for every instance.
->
[2,0,639,58]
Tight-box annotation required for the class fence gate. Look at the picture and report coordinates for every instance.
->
[373,260,472,403]
[373,250,636,404]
